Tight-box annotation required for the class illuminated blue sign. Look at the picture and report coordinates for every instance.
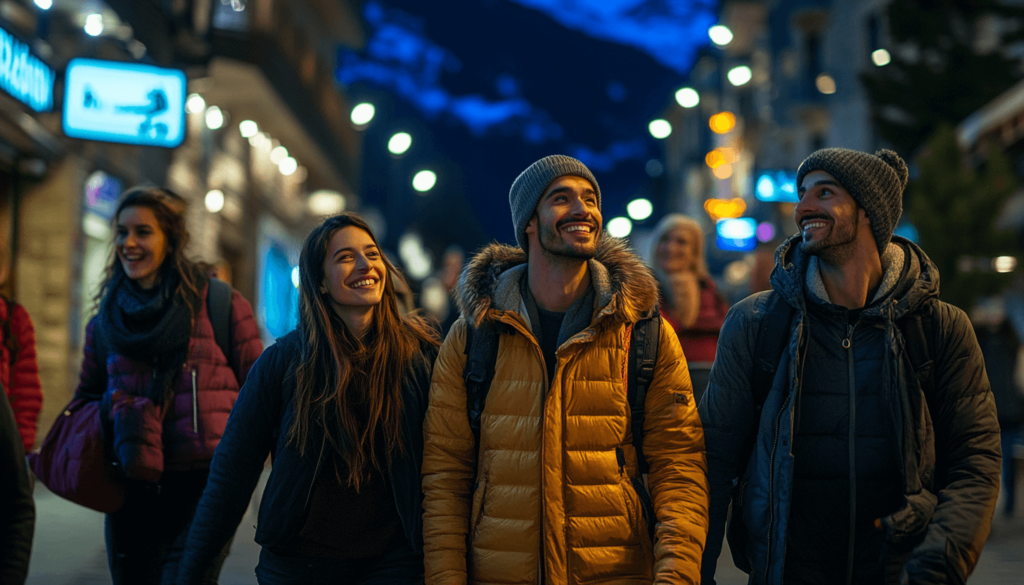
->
[63,58,186,148]
[755,170,799,203]
[716,218,758,251]
[0,27,54,111]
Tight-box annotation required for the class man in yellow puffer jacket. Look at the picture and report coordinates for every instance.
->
[422,155,709,585]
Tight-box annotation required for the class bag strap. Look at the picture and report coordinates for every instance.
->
[897,301,936,394]
[751,293,796,412]
[463,321,499,450]
[2,298,20,372]
[207,278,234,371]
[627,310,660,475]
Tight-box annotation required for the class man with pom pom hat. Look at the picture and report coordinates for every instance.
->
[699,148,1000,584]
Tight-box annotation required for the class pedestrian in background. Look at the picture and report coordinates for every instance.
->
[73,187,263,584]
[422,155,708,584]
[700,149,1000,584]
[1,391,34,585]
[176,213,439,585]
[649,213,729,402]
[0,248,44,455]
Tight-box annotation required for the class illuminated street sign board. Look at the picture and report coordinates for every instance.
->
[0,26,55,112]
[716,218,757,251]
[63,58,186,148]
[755,170,799,203]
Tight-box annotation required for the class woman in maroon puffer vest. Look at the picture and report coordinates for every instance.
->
[73,187,264,585]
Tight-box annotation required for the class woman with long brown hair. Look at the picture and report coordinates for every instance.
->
[175,213,440,585]
[71,186,264,584]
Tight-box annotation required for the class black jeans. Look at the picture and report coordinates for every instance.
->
[255,544,423,585]
[105,469,231,585]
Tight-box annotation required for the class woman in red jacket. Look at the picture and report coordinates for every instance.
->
[0,252,43,454]
[649,214,729,403]
[73,187,264,585]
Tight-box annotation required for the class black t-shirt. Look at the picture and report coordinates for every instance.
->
[537,307,566,383]
[282,447,405,559]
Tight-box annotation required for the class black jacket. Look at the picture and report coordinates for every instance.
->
[1,390,34,585]
[699,236,1001,585]
[175,329,437,584]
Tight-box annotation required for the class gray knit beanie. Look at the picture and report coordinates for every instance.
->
[509,155,601,250]
[796,148,909,252]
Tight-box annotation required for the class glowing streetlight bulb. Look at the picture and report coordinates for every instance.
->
[34,0,52,9]
[279,157,298,176]
[727,66,752,86]
[388,132,412,155]
[412,170,437,193]
[205,106,224,130]
[351,103,375,126]
[627,198,653,221]
[239,120,258,138]
[270,145,288,164]
[607,217,633,238]
[185,94,205,114]
[675,87,699,108]
[204,189,225,213]
[872,49,891,67]
[84,13,104,37]
[649,119,672,139]
[709,25,733,46]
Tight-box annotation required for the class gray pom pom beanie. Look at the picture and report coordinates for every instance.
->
[796,148,909,252]
[509,155,601,250]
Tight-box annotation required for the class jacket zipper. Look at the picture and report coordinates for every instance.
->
[191,368,198,433]
[845,322,858,585]
[765,390,790,582]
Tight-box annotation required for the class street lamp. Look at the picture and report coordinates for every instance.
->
[627,198,653,221]
[388,132,412,155]
[727,66,752,87]
[412,170,437,193]
[205,106,224,130]
[649,119,672,139]
[204,189,224,213]
[708,25,733,47]
[351,102,375,126]
[607,217,633,238]
[185,94,205,114]
[675,87,700,108]
[239,120,258,138]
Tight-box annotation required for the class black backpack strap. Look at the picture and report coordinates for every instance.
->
[628,310,660,476]
[207,278,234,371]
[751,293,796,411]
[897,301,936,394]
[463,321,499,449]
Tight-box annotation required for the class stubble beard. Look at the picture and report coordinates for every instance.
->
[799,213,859,265]
[538,220,599,263]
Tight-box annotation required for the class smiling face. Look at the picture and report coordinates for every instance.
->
[795,170,872,262]
[525,175,602,260]
[320,226,386,318]
[656,226,698,274]
[115,206,169,289]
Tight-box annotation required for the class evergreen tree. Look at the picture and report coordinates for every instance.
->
[908,125,1018,309]
[861,0,1024,156]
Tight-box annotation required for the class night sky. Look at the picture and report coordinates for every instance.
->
[337,0,718,259]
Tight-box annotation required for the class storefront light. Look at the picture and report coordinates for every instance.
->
[239,120,258,138]
[204,189,225,213]
[185,93,205,114]
[279,157,298,176]
[270,145,288,164]
[351,102,375,126]
[34,0,52,9]
[205,106,224,129]
[84,13,104,37]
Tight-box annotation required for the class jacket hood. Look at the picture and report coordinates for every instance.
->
[456,236,660,327]
[770,233,940,319]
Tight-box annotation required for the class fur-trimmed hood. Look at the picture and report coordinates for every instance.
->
[456,236,660,327]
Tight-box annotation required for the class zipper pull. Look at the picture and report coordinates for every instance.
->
[615,446,626,475]
[191,368,199,433]
[842,324,854,349]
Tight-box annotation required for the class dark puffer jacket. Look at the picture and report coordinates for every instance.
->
[174,329,437,585]
[699,235,1001,585]
[74,282,264,472]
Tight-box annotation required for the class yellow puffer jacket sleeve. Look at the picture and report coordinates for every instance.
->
[422,318,475,585]
[644,317,710,583]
